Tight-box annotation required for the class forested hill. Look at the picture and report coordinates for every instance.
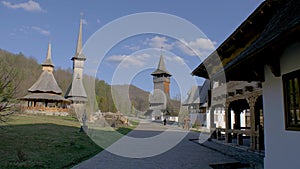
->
[0,49,42,98]
[112,84,150,115]
[0,49,147,113]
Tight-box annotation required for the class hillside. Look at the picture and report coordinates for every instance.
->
[0,49,41,98]
[0,49,150,114]
[112,84,150,116]
[112,84,182,117]
[0,49,73,98]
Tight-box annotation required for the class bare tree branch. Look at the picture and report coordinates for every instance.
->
[0,59,20,123]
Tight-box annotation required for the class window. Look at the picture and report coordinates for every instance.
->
[283,69,300,130]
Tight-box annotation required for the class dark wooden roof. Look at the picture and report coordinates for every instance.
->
[192,0,299,82]
[151,55,171,76]
[21,93,69,102]
[42,43,54,67]
[65,80,88,102]
[28,71,62,94]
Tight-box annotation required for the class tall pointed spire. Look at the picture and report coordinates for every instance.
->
[28,42,62,94]
[157,54,167,71]
[76,16,83,55]
[65,14,88,103]
[151,47,171,76]
[73,13,85,60]
[42,41,54,68]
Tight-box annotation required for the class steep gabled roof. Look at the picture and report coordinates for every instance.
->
[72,18,86,60]
[28,71,62,94]
[65,78,87,102]
[183,86,202,105]
[42,42,54,67]
[151,55,171,76]
[21,42,64,102]
[183,79,211,106]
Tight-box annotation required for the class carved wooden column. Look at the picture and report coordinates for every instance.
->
[247,96,257,150]
[225,102,232,143]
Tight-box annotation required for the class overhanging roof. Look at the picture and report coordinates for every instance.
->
[28,71,63,94]
[192,0,297,82]
[151,55,171,76]
[21,93,70,103]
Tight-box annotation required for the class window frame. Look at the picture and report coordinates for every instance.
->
[282,69,300,131]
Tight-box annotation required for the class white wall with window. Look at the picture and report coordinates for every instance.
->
[263,43,300,169]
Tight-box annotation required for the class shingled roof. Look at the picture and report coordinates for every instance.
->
[151,55,171,76]
[72,18,86,61]
[21,42,65,102]
[221,0,300,81]
[192,0,297,81]
[42,43,54,67]
[28,71,62,94]
[22,93,68,102]
[65,80,87,102]
[183,79,210,106]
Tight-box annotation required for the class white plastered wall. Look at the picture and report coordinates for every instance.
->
[263,43,300,169]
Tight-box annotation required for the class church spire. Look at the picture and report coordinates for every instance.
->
[151,47,172,76]
[157,53,167,72]
[42,41,54,71]
[76,15,83,55]
[73,13,85,60]
[65,14,88,103]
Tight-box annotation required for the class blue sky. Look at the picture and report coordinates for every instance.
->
[0,0,263,99]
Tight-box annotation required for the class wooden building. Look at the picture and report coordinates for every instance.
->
[21,43,70,115]
[65,17,88,104]
[192,0,300,168]
[183,80,210,128]
[146,53,178,121]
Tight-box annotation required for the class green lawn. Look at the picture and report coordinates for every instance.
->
[0,114,136,169]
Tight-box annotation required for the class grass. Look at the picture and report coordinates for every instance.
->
[129,119,139,127]
[84,118,140,149]
[0,114,137,169]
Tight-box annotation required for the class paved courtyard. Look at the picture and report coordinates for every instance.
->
[73,121,260,169]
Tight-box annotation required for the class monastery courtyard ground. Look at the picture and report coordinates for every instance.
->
[74,121,263,169]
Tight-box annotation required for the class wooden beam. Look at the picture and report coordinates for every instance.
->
[267,53,281,77]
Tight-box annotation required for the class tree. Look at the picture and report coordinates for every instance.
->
[0,60,19,123]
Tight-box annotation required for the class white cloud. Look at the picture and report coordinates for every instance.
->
[146,36,173,50]
[31,26,50,36]
[2,0,46,12]
[123,45,140,51]
[17,25,50,36]
[106,53,150,68]
[173,56,185,65]
[176,38,217,57]
[164,55,185,65]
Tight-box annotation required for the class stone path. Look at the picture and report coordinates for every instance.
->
[197,139,264,169]
[73,121,257,169]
